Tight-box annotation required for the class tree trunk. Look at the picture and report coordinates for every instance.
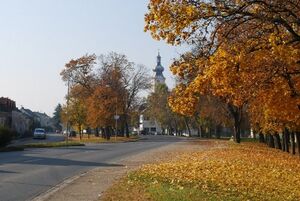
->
[95,127,99,137]
[215,125,221,139]
[265,134,269,145]
[296,132,300,156]
[284,129,290,153]
[269,134,275,148]
[78,125,82,140]
[274,133,282,149]
[120,123,125,137]
[184,117,191,137]
[200,126,204,138]
[252,129,257,139]
[125,121,130,138]
[100,127,104,138]
[122,113,129,138]
[108,127,112,140]
[282,132,286,152]
[228,104,242,143]
[291,132,296,155]
[259,132,265,143]
[104,127,110,140]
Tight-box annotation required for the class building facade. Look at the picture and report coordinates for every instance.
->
[0,97,16,128]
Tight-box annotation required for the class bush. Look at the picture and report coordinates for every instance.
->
[0,127,14,147]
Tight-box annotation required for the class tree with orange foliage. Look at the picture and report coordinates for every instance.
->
[61,52,151,139]
[144,0,300,148]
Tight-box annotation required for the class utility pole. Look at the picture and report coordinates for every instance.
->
[66,77,70,144]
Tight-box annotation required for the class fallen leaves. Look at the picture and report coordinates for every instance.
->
[131,142,300,201]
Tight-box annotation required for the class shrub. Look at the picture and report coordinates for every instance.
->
[0,127,14,147]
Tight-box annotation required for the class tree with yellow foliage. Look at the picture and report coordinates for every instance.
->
[145,0,300,148]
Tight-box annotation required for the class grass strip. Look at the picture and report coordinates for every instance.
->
[69,136,139,143]
[24,141,85,148]
[0,146,24,152]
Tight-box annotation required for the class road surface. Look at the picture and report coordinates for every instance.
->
[0,135,185,201]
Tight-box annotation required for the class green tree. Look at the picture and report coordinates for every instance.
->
[52,104,62,131]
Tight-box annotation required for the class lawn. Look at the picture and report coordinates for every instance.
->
[0,146,24,152]
[23,141,85,148]
[101,141,300,201]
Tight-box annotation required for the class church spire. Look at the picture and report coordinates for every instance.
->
[153,51,165,86]
[157,51,161,65]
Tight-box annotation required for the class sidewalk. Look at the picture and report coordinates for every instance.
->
[31,140,203,201]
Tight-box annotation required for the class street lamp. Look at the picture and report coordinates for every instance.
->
[114,97,119,141]
[66,75,70,144]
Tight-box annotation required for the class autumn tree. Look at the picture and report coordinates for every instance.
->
[61,90,87,140]
[61,54,96,93]
[144,0,300,146]
[61,52,150,139]
[146,83,174,135]
[145,0,300,46]
[96,52,151,137]
[86,84,119,140]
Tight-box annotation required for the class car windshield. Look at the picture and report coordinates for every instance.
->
[35,129,45,133]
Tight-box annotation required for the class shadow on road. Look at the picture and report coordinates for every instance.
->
[56,146,105,152]
[0,170,19,174]
[0,155,123,168]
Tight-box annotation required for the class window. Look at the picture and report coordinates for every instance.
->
[151,127,156,132]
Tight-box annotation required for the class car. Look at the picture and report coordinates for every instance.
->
[33,128,46,139]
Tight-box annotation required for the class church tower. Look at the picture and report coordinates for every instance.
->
[153,52,166,89]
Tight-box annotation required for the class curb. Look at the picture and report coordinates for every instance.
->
[29,170,90,201]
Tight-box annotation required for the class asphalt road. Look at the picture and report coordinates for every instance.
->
[0,135,185,201]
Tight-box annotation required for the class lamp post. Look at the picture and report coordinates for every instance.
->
[114,97,119,141]
[114,115,119,140]
[66,76,70,144]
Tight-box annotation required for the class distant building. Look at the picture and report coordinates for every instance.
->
[139,53,166,135]
[0,97,16,112]
[139,114,162,135]
[34,112,55,129]
[0,97,16,128]
[18,107,55,133]
[11,110,33,136]
[0,96,55,136]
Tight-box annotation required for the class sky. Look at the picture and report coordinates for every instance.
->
[0,0,186,116]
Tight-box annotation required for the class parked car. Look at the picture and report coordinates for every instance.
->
[33,128,46,139]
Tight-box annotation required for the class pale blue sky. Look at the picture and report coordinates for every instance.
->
[0,0,185,116]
